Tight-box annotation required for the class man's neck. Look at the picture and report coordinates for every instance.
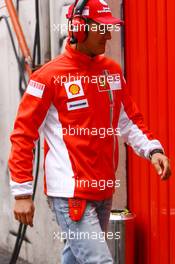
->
[71,43,96,57]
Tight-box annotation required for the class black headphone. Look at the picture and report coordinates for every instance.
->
[69,0,89,44]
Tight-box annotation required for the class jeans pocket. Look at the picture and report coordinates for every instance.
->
[54,197,69,213]
[47,196,54,211]
[82,202,99,226]
[52,198,74,227]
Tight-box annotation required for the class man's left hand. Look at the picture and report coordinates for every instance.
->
[151,153,171,180]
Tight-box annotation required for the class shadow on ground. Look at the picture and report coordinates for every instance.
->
[0,248,30,264]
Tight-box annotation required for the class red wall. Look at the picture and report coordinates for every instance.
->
[124,0,175,263]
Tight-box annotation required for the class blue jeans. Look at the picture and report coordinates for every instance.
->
[50,197,113,264]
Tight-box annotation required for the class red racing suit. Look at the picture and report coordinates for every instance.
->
[8,43,163,200]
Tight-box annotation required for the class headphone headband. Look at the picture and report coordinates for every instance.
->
[69,0,89,44]
[74,0,89,16]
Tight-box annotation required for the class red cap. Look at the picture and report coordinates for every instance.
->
[66,0,124,25]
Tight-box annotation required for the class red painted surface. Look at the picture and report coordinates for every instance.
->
[124,0,175,263]
[125,216,135,264]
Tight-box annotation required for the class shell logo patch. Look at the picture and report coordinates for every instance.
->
[69,84,80,95]
[64,80,84,99]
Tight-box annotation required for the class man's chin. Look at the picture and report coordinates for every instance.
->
[96,47,106,55]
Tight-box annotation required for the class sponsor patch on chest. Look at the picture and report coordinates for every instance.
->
[97,73,122,92]
[67,99,89,111]
[109,74,122,90]
[26,80,45,98]
[64,80,84,99]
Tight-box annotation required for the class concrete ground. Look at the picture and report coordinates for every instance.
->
[0,248,30,264]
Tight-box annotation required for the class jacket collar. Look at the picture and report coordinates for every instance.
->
[64,42,104,66]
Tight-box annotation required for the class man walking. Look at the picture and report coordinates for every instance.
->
[9,0,171,263]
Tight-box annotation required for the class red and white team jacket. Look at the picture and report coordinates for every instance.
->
[8,43,163,200]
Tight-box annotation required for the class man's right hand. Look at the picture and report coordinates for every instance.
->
[14,196,35,227]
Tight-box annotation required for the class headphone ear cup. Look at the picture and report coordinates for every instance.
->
[70,17,88,43]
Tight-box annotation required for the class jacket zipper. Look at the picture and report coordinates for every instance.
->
[104,70,116,172]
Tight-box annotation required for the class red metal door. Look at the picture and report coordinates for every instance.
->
[124,0,175,263]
